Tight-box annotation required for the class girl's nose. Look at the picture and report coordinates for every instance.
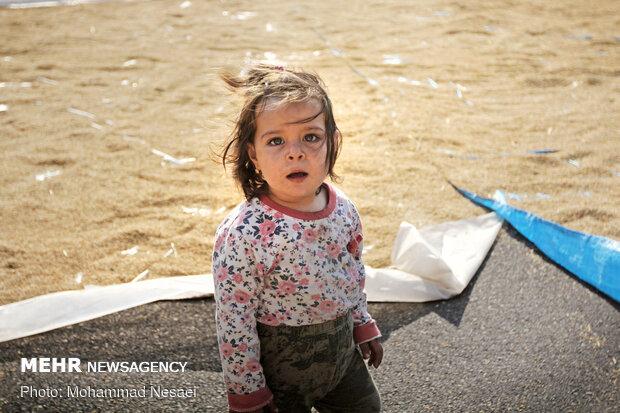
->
[287,143,305,160]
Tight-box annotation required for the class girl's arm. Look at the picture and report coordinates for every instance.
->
[213,225,274,412]
[350,258,382,344]
[348,205,382,345]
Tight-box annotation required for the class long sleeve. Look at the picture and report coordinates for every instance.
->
[212,186,381,410]
[212,221,273,412]
[347,206,382,345]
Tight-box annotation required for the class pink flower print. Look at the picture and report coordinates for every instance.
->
[215,234,225,251]
[260,314,279,326]
[219,293,231,305]
[233,290,251,304]
[311,294,321,302]
[279,280,297,294]
[292,223,301,231]
[326,243,341,259]
[233,364,245,376]
[302,228,317,244]
[318,300,335,313]
[246,359,261,372]
[259,220,276,236]
[300,278,310,286]
[232,273,243,284]
[229,382,244,394]
[238,342,248,353]
[220,341,234,358]
[347,233,363,254]
[216,267,228,283]
[347,267,359,281]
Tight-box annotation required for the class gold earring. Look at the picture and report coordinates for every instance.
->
[255,168,261,175]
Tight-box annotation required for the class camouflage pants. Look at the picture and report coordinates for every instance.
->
[257,311,381,413]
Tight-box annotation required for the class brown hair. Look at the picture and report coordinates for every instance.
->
[219,63,341,200]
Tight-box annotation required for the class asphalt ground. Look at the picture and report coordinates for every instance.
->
[0,225,618,412]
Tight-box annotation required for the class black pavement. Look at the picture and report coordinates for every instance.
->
[1,225,618,412]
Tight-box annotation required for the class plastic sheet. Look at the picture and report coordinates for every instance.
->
[4,0,105,8]
[427,78,439,88]
[383,55,410,65]
[438,148,557,160]
[311,28,342,57]
[449,81,473,105]
[364,212,502,301]
[163,243,177,258]
[311,28,377,86]
[151,149,196,165]
[122,135,147,145]
[231,11,257,20]
[347,63,378,86]
[565,33,592,41]
[35,170,61,181]
[131,269,149,283]
[182,206,211,216]
[398,77,424,86]
[452,184,620,302]
[0,213,503,342]
[67,107,95,119]
[37,76,58,85]
[121,246,139,256]
[0,275,214,342]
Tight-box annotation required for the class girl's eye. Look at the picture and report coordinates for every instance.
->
[303,134,320,142]
[268,137,284,146]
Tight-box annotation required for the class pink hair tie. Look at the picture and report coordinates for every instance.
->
[272,66,284,70]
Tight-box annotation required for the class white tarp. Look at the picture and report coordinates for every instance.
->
[365,212,502,301]
[0,213,502,343]
[0,275,214,343]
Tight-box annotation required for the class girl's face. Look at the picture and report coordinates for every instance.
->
[249,98,337,212]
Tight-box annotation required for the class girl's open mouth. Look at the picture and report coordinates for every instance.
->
[287,171,308,181]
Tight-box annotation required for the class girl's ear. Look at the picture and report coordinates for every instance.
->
[248,143,259,167]
[333,129,341,151]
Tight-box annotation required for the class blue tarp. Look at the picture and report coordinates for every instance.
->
[452,184,620,303]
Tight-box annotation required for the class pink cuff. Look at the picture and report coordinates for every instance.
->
[228,386,273,412]
[353,320,381,344]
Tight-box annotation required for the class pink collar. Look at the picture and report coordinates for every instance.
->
[259,183,336,220]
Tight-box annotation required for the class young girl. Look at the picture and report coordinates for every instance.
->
[213,63,383,413]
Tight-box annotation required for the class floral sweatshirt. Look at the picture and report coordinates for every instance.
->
[212,183,381,412]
